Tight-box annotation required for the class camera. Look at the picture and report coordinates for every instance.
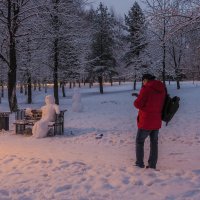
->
[132,93,138,97]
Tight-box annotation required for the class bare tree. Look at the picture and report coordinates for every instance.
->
[0,0,44,111]
[144,0,176,85]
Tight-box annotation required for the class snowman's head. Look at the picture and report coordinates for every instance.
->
[45,95,55,105]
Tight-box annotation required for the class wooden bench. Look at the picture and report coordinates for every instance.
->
[14,109,67,136]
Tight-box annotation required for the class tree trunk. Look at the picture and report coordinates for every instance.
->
[98,76,103,94]
[162,18,166,86]
[7,0,23,111]
[0,82,1,103]
[52,0,60,105]
[110,77,113,86]
[8,26,18,111]
[1,81,4,97]
[62,83,66,97]
[25,84,27,95]
[175,68,181,90]
[38,82,41,91]
[133,80,137,90]
[8,43,18,112]
[8,69,18,112]
[192,73,195,84]
[53,67,59,104]
[53,39,59,105]
[20,84,23,93]
[133,73,137,90]
[34,82,36,90]
[27,76,32,104]
[45,83,47,93]
[176,80,180,90]
[162,45,166,85]
[69,82,72,89]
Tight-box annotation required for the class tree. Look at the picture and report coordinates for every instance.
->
[0,0,45,111]
[60,40,80,85]
[17,32,43,103]
[88,3,116,94]
[112,16,128,84]
[0,1,22,111]
[39,0,86,103]
[144,0,174,85]
[144,0,200,86]
[125,1,148,90]
[182,28,200,82]
[0,60,6,98]
[170,2,191,88]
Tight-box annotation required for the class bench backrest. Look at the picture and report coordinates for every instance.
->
[15,109,66,124]
[15,109,25,120]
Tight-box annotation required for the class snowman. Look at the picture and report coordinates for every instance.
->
[32,95,60,138]
[72,87,83,112]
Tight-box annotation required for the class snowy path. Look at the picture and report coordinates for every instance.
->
[0,131,200,200]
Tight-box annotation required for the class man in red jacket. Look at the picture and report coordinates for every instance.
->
[133,74,166,169]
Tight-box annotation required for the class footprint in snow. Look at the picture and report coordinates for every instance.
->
[0,189,9,196]
[55,185,72,193]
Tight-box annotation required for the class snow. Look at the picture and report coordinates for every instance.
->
[0,81,200,200]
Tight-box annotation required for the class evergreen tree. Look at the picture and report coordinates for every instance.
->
[125,1,147,90]
[88,3,116,94]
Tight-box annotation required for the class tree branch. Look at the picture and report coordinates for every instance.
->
[0,53,9,66]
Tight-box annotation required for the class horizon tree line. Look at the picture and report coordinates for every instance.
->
[0,0,200,111]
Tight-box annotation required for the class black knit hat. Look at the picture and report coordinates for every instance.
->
[142,73,156,81]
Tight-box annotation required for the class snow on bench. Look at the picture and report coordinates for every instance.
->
[14,109,67,136]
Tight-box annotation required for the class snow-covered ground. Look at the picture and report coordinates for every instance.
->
[0,81,200,200]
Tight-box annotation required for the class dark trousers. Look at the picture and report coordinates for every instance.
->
[135,129,159,168]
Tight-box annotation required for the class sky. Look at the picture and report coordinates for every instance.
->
[87,0,145,16]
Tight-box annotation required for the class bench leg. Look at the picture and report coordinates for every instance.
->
[54,124,58,135]
[16,124,26,134]
[53,125,56,136]
[53,124,62,135]
[62,123,64,134]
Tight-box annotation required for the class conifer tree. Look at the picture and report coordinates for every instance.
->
[125,2,147,90]
[88,3,116,94]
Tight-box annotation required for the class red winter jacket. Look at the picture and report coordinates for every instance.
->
[134,80,166,130]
